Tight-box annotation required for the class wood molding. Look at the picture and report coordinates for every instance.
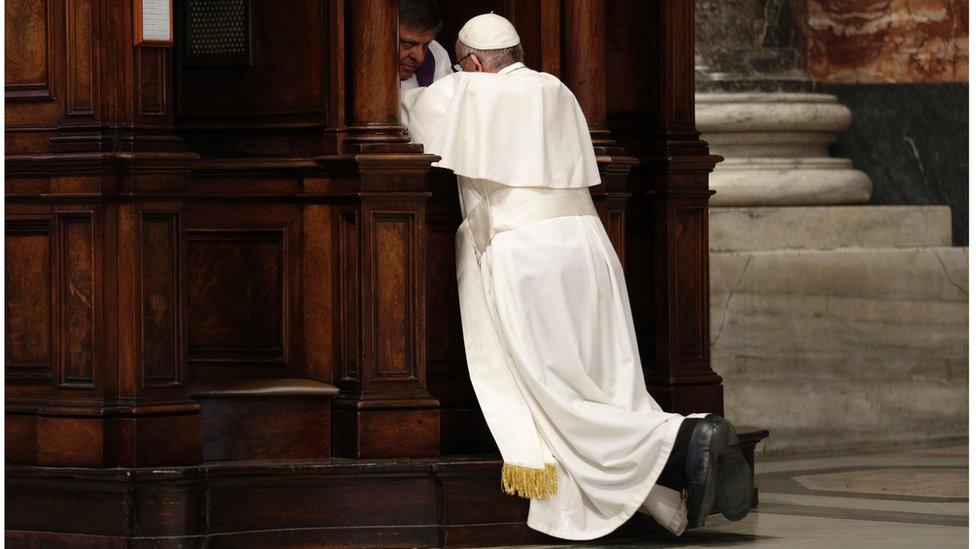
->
[65,0,95,117]
[5,216,56,384]
[54,209,97,390]
[5,0,58,103]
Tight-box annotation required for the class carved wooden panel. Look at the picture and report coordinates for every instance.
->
[673,206,706,360]
[137,49,168,118]
[186,229,286,371]
[56,211,96,389]
[178,0,325,125]
[338,210,360,384]
[670,1,695,125]
[141,212,182,387]
[5,0,56,102]
[65,0,94,117]
[6,217,54,382]
[605,0,656,123]
[371,214,414,380]
[336,197,431,401]
[425,218,466,403]
[624,197,655,368]
[504,0,560,74]
[301,204,336,384]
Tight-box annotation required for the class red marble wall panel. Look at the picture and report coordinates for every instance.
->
[808,0,968,83]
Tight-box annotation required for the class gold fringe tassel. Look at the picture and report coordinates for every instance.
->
[501,462,558,499]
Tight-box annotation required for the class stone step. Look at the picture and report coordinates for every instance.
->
[710,205,952,252]
[709,246,968,455]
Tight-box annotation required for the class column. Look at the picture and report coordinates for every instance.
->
[606,0,724,415]
[695,0,871,205]
[344,0,412,150]
[560,0,636,258]
[325,0,441,458]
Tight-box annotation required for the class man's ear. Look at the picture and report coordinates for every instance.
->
[471,55,485,72]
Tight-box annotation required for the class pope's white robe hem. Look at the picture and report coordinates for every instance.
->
[525,414,684,540]
[526,411,713,539]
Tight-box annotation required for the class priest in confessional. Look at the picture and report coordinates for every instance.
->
[398,0,452,90]
[399,12,755,541]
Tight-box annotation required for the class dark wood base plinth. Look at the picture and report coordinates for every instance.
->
[332,407,441,459]
[6,412,204,468]
[6,428,769,548]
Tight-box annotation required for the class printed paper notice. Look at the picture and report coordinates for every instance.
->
[142,0,171,42]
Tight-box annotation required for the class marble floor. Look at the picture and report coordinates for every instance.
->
[486,442,968,548]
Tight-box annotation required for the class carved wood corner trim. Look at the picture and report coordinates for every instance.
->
[636,153,725,175]
[316,150,440,178]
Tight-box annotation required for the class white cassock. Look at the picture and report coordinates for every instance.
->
[401,62,707,540]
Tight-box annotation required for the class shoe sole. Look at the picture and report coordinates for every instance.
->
[684,420,725,529]
[706,416,754,522]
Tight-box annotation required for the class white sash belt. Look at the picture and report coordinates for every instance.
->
[453,185,598,499]
[461,186,599,256]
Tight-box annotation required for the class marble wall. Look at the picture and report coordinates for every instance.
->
[697,0,812,91]
[826,82,969,244]
[803,0,969,243]
[807,0,968,83]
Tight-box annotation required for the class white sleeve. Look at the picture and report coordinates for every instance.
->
[399,74,457,145]
[400,74,419,91]
[428,40,454,84]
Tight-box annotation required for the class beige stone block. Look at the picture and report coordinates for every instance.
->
[710,246,968,455]
[710,205,952,252]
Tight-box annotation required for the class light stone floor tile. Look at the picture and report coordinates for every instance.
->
[755,445,967,474]
[759,491,968,516]
[479,442,969,549]
[793,467,968,498]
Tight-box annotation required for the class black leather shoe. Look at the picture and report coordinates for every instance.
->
[703,414,754,522]
[683,419,724,528]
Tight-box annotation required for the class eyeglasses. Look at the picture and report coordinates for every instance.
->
[452,53,473,73]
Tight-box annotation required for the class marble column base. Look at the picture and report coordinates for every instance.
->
[710,158,871,206]
[697,92,872,206]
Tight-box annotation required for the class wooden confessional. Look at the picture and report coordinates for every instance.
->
[5,0,767,546]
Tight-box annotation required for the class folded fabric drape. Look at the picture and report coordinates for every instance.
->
[455,184,598,498]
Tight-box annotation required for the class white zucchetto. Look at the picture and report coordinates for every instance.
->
[458,13,521,50]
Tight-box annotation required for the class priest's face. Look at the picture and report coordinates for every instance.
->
[399,24,437,80]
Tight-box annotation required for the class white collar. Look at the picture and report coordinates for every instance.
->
[497,62,526,75]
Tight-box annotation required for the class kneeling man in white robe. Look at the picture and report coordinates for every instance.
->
[400,13,754,540]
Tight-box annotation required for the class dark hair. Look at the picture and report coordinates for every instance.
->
[399,0,443,34]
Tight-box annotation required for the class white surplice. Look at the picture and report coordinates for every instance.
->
[401,62,698,540]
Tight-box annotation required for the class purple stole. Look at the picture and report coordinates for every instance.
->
[416,48,436,87]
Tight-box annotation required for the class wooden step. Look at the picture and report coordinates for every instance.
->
[735,426,770,509]
[191,378,339,461]
[3,456,665,548]
[7,427,770,547]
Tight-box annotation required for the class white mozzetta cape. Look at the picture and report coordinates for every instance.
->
[401,63,601,188]
[401,63,694,540]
